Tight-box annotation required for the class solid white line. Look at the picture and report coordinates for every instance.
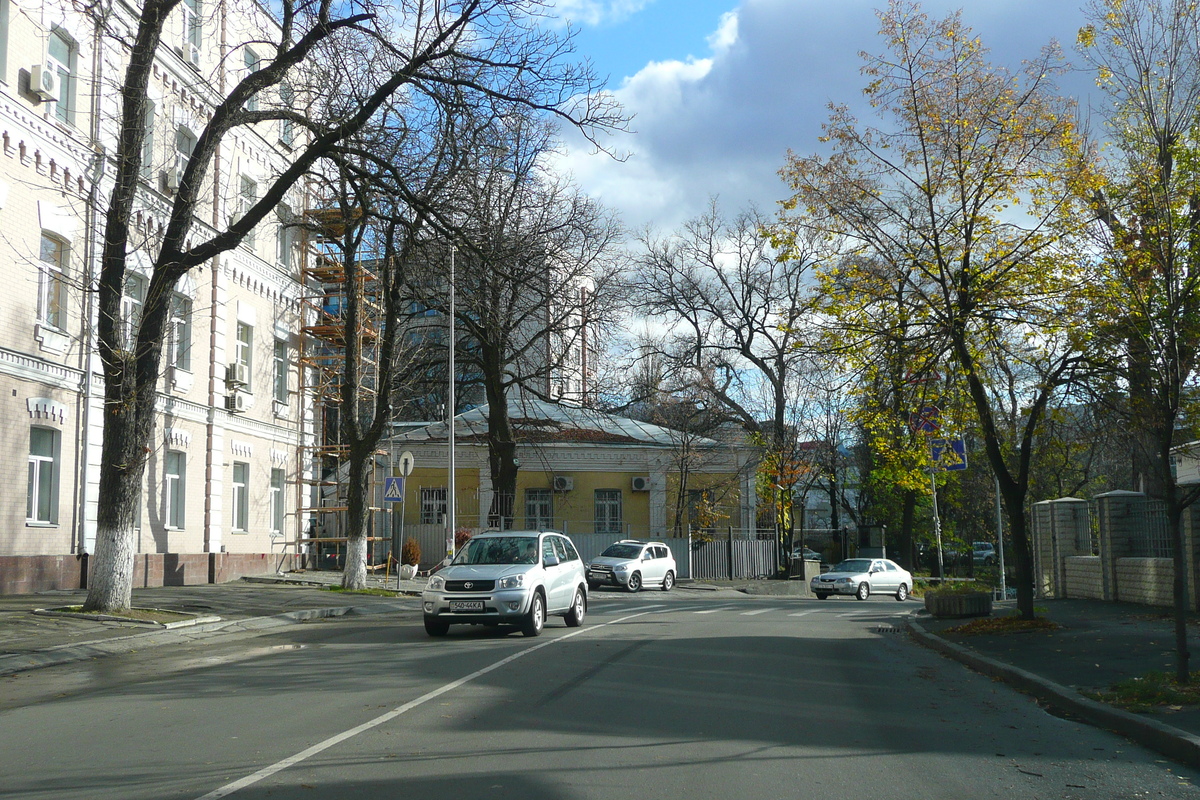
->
[788,610,818,618]
[741,608,776,616]
[193,610,654,799]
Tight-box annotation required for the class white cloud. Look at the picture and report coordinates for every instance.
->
[558,0,1091,234]
[551,0,654,27]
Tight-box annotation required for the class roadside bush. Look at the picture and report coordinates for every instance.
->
[400,537,421,566]
[455,528,472,550]
[921,579,985,597]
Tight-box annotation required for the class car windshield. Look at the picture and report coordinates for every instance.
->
[600,544,643,559]
[832,559,873,573]
[452,536,540,566]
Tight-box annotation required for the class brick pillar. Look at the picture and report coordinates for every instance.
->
[1185,503,1200,612]
[1093,490,1145,602]
[1051,498,1089,598]
[1031,500,1055,598]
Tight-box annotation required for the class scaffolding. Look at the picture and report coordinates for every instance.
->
[294,204,390,571]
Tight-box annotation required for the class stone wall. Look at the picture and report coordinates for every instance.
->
[1115,557,1174,607]
[0,555,86,594]
[1062,556,1103,600]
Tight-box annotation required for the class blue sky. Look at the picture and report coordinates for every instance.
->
[545,1,1092,233]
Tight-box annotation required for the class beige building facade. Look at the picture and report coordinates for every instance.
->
[0,0,312,593]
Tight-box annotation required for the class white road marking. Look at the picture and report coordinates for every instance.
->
[788,610,818,618]
[741,608,777,616]
[193,609,654,799]
[693,607,736,615]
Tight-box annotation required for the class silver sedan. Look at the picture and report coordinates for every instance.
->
[810,558,912,601]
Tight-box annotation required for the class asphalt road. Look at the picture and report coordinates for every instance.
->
[2,591,1198,799]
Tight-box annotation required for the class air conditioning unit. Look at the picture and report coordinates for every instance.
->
[226,362,248,386]
[30,64,59,102]
[631,476,650,492]
[552,476,574,492]
[224,391,248,413]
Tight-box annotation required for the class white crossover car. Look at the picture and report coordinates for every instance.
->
[422,530,588,637]
[587,540,677,592]
[810,558,912,601]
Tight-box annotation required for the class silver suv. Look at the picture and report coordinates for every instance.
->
[587,540,677,592]
[421,530,587,637]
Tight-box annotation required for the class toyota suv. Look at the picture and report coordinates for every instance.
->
[587,539,677,592]
[421,530,587,637]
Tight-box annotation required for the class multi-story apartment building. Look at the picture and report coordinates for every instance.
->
[1,0,311,593]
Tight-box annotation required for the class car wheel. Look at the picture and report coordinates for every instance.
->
[815,593,829,600]
[856,582,871,601]
[626,572,642,593]
[522,591,545,637]
[895,583,909,602]
[424,616,449,636]
[565,589,586,627]
[661,571,675,592]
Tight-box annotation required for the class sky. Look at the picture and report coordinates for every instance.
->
[544,0,1096,234]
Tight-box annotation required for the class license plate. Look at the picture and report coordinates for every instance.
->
[450,600,484,612]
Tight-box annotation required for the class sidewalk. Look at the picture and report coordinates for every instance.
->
[3,575,1200,769]
[0,571,426,678]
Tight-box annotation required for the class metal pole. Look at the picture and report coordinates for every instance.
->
[931,468,945,580]
[446,246,456,563]
[995,473,1006,599]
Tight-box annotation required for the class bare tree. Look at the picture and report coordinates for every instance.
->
[405,112,624,527]
[628,202,820,570]
[84,0,621,612]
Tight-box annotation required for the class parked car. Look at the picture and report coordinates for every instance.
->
[791,546,823,562]
[972,541,996,566]
[587,540,677,592]
[810,558,912,601]
[421,530,587,637]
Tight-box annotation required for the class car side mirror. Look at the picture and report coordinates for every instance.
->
[544,553,560,567]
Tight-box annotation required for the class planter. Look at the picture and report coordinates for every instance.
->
[399,563,417,581]
[924,591,993,619]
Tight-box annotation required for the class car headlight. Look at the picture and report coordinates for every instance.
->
[837,578,855,585]
[426,575,445,591]
[497,575,524,590]
[614,564,629,572]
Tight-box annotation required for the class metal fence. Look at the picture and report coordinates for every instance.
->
[1128,499,1171,558]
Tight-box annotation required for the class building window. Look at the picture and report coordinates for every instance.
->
[234,321,253,390]
[174,126,195,183]
[122,273,146,350]
[170,294,192,371]
[165,450,186,529]
[27,427,60,524]
[243,47,260,111]
[270,468,285,534]
[525,488,553,529]
[237,175,257,245]
[273,338,288,403]
[47,28,75,125]
[276,203,295,269]
[1,0,12,85]
[594,489,622,536]
[181,0,201,64]
[420,487,447,524]
[38,234,68,330]
[140,99,156,179]
[279,83,295,147]
[232,461,249,532]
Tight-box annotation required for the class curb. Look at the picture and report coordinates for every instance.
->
[0,601,410,679]
[908,618,1200,769]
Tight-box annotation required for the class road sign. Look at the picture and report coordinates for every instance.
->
[397,450,415,477]
[910,405,940,434]
[384,476,405,502]
[931,438,967,471]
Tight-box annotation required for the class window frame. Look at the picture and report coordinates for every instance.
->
[26,426,60,524]
[231,461,249,532]
[235,321,253,390]
[273,338,288,404]
[169,293,192,372]
[38,234,69,331]
[122,273,147,351]
[420,487,447,525]
[270,467,285,534]
[594,489,623,536]
[524,488,553,530]
[46,27,75,126]
[165,450,186,529]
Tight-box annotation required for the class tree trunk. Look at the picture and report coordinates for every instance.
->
[341,454,372,589]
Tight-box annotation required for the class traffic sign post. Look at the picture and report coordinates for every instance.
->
[388,451,415,588]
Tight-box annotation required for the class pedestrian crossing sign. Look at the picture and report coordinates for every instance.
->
[384,476,405,502]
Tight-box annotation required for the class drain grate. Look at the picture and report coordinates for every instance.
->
[876,625,905,635]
